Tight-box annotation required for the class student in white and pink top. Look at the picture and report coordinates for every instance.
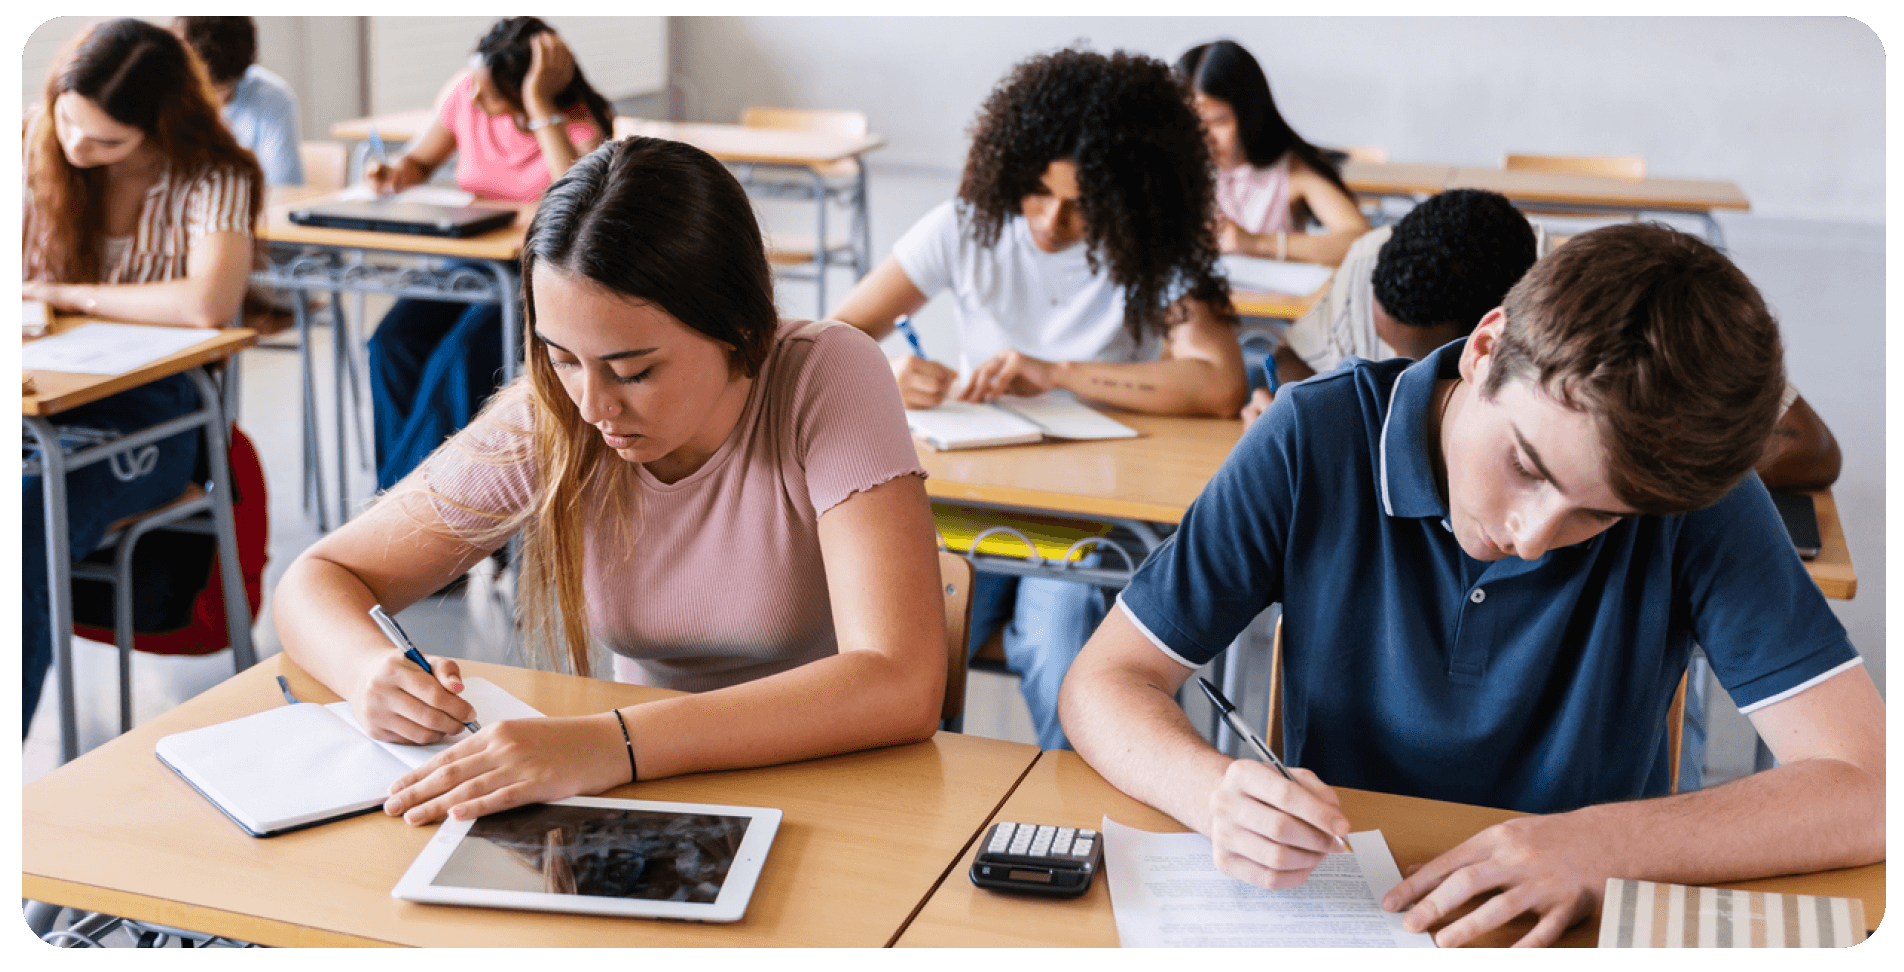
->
[1177,41,1369,267]
[274,139,946,825]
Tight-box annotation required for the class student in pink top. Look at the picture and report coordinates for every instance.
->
[1176,41,1368,267]
[364,17,614,493]
[275,138,946,824]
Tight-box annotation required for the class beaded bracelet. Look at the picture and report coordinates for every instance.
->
[611,708,638,784]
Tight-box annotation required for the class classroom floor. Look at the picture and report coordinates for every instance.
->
[23,167,1884,815]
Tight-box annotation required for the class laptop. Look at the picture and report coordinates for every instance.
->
[288,198,517,238]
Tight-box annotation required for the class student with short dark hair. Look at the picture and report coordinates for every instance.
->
[1062,222,1883,948]
[274,138,945,823]
[1246,189,1842,491]
[172,16,304,187]
[1176,40,1368,266]
[830,48,1247,750]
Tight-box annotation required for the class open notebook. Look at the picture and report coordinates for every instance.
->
[906,392,1139,451]
[155,677,543,837]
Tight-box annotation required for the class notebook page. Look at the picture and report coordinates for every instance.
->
[327,677,546,771]
[997,393,1139,441]
[21,323,216,375]
[155,703,408,834]
[905,401,1046,450]
[1222,254,1334,296]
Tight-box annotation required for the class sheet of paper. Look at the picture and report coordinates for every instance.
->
[333,184,478,206]
[1103,817,1435,948]
[20,322,216,375]
[1222,254,1334,296]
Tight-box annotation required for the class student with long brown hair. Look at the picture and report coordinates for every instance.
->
[21,18,263,733]
[273,138,945,824]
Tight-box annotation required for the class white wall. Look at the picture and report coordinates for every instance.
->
[673,16,1884,224]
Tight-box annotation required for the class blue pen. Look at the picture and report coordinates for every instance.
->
[368,605,481,734]
[367,126,390,167]
[893,315,930,361]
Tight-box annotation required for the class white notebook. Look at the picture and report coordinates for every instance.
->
[155,677,543,837]
[1221,254,1335,296]
[907,393,1139,451]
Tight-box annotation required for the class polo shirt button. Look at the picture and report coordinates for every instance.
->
[1470,587,1486,604]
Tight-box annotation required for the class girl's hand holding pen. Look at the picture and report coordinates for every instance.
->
[889,355,958,409]
[353,650,479,746]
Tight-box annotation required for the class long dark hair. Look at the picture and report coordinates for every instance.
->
[498,138,778,674]
[476,17,615,140]
[958,48,1235,343]
[25,18,262,284]
[1175,40,1353,210]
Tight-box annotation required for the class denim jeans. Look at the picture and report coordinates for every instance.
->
[368,296,505,491]
[22,375,201,735]
[967,571,1109,750]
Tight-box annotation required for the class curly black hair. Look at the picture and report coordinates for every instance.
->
[1371,189,1538,332]
[957,48,1234,342]
[476,17,615,141]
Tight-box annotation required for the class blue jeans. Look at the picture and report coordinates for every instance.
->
[967,572,1108,750]
[368,297,504,491]
[22,375,202,735]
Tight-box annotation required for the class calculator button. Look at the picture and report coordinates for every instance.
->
[1054,827,1075,852]
[1078,829,1096,840]
[988,824,1014,852]
[1073,838,1094,857]
[1029,825,1055,856]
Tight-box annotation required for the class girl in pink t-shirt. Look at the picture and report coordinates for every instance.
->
[364,17,614,492]
[276,137,947,826]
[1177,40,1368,267]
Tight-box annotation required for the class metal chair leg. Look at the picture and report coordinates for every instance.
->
[189,369,258,671]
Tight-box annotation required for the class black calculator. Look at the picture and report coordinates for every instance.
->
[969,821,1102,897]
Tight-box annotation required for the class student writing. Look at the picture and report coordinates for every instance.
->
[274,138,945,824]
[364,16,612,493]
[21,18,263,734]
[1061,223,1883,947]
[829,48,1247,750]
[1176,40,1369,267]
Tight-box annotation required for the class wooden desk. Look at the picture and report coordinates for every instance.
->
[896,750,1884,948]
[917,413,1243,526]
[23,317,256,417]
[24,316,260,763]
[22,655,1040,947]
[1802,488,1857,599]
[1448,167,1752,217]
[1340,160,1458,199]
[1232,283,1324,321]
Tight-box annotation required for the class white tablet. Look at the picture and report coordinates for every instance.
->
[392,796,781,922]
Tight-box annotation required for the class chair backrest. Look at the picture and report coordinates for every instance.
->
[740,106,869,137]
[939,551,975,727]
[1265,616,1690,794]
[300,141,349,192]
[1504,153,1646,181]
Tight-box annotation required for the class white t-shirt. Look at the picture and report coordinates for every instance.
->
[1283,220,1554,376]
[891,200,1165,373]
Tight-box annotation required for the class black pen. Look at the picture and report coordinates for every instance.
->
[369,605,481,734]
[1197,676,1348,850]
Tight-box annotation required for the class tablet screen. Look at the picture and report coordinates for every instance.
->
[430,803,753,902]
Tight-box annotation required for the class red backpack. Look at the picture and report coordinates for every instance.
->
[71,425,269,656]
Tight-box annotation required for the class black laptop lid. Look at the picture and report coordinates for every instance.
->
[288,199,517,238]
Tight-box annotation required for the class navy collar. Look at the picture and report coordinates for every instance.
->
[1379,340,1466,521]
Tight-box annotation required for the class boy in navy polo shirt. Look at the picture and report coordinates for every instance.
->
[1060,223,1883,947]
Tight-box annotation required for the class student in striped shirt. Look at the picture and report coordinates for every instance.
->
[21,18,263,734]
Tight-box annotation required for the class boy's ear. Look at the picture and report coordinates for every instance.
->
[1458,307,1508,387]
